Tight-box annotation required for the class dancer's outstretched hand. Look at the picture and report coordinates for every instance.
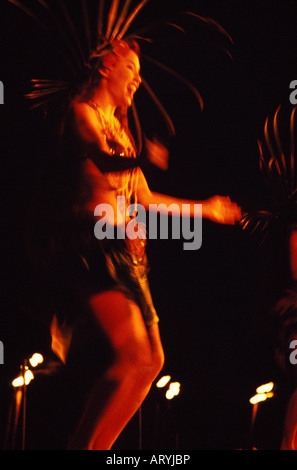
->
[205,195,242,225]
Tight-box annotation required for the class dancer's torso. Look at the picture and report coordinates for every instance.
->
[74,101,139,227]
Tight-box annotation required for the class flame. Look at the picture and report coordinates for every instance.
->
[156,375,171,388]
[249,391,274,405]
[165,382,181,400]
[256,382,274,394]
[249,393,267,405]
[12,370,34,388]
[29,353,43,368]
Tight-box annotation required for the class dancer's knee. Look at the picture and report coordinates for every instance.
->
[88,292,152,374]
[109,332,154,383]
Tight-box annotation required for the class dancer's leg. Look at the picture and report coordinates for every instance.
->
[68,290,164,450]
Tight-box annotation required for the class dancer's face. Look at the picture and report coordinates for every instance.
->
[102,44,141,108]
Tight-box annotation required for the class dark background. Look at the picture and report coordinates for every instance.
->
[1,0,297,451]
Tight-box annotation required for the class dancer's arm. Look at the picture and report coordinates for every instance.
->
[136,168,241,225]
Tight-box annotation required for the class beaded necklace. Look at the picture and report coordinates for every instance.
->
[88,100,139,210]
[89,100,136,158]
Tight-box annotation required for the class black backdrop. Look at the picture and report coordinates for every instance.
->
[1,0,297,451]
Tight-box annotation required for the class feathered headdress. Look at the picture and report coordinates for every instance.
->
[240,106,297,244]
[7,0,233,143]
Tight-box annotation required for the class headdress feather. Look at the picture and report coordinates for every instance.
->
[142,53,204,111]
[106,0,121,39]
[58,0,87,67]
[141,77,175,136]
[81,0,91,53]
[116,0,148,40]
[97,0,105,40]
[7,0,233,140]
[110,0,133,41]
[240,106,297,244]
